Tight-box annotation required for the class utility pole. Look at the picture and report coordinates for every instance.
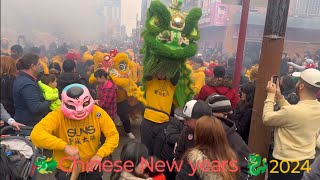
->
[233,0,250,91]
[248,1,290,180]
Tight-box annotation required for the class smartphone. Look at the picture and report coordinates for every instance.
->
[272,75,278,84]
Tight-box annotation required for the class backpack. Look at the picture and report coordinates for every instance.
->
[0,144,29,180]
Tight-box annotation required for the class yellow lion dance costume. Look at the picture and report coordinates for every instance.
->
[89,52,146,105]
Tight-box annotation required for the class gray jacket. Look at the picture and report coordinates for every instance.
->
[302,155,320,180]
[1,103,14,125]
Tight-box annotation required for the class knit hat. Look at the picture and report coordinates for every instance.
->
[66,52,81,61]
[206,94,232,113]
[191,57,203,65]
[175,100,212,119]
[214,66,226,78]
[305,59,314,64]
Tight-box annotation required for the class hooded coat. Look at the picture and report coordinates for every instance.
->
[197,78,239,109]
[51,55,63,70]
[38,81,61,110]
[217,117,251,180]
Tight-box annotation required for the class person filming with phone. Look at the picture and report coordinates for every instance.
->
[263,68,320,180]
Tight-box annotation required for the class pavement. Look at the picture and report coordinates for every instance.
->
[37,118,142,180]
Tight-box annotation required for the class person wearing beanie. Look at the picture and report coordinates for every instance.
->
[287,58,315,72]
[190,57,206,96]
[197,66,239,109]
[206,93,251,179]
[65,52,81,61]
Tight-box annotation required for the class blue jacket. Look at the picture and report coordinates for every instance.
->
[13,71,50,126]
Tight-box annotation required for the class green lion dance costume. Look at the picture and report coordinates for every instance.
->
[141,0,202,107]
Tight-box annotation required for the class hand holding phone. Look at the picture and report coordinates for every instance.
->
[272,75,278,84]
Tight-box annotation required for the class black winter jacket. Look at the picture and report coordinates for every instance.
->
[13,71,50,126]
[217,117,251,180]
[174,126,195,161]
[161,117,185,161]
[231,104,253,144]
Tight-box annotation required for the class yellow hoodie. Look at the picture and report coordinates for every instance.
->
[30,105,119,171]
[52,55,63,70]
[39,61,49,75]
[190,67,205,95]
[83,51,93,62]
[144,78,176,123]
[39,56,49,65]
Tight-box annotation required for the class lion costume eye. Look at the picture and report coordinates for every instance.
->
[118,61,127,71]
[104,55,111,62]
[150,16,161,27]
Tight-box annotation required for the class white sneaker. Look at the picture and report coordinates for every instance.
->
[127,132,136,140]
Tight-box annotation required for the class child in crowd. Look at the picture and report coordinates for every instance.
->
[38,74,61,111]
[110,142,166,180]
[94,69,118,120]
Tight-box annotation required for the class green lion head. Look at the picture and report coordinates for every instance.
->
[141,0,202,106]
[142,0,202,79]
[143,0,201,60]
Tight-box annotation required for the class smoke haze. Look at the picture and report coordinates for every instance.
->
[1,0,105,45]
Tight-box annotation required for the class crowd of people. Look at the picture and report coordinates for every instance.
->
[1,37,320,180]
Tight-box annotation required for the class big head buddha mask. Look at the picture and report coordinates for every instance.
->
[61,84,94,120]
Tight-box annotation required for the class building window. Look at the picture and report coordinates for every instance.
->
[294,0,320,17]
